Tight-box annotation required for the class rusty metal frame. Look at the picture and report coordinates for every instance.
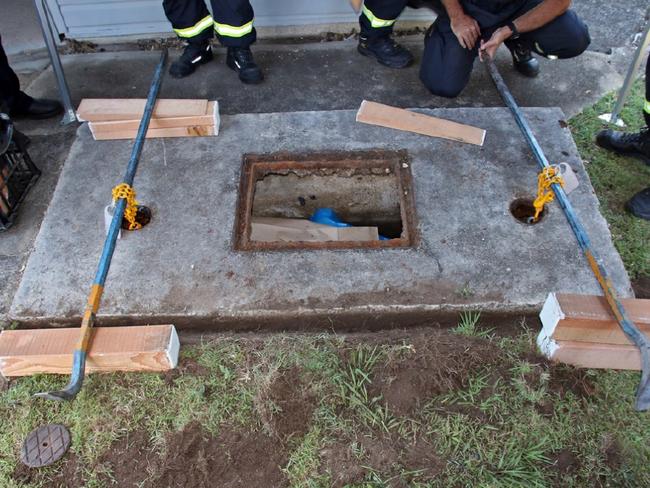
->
[233,149,418,251]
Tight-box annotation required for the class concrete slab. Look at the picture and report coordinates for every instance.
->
[9,107,632,329]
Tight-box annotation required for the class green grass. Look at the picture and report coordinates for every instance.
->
[568,79,650,279]
[2,330,649,487]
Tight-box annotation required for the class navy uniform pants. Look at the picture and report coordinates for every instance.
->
[162,0,255,48]
[0,34,32,113]
[645,57,650,127]
[361,0,591,98]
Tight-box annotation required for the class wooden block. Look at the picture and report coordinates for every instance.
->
[77,98,208,122]
[540,292,650,345]
[90,125,216,141]
[250,217,379,242]
[90,101,218,132]
[551,341,641,370]
[356,100,486,146]
[0,325,179,377]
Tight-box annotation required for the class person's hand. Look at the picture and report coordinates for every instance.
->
[449,13,481,50]
[479,27,510,61]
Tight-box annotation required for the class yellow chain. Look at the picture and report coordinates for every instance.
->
[112,183,142,230]
[532,166,564,222]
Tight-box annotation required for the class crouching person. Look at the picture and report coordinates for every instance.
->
[420,0,590,98]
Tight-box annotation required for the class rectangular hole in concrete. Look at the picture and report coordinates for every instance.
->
[234,150,417,251]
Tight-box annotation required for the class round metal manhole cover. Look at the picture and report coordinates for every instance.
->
[20,424,71,468]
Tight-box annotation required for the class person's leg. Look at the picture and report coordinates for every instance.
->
[516,9,590,60]
[210,0,255,48]
[596,58,650,165]
[645,55,650,127]
[0,34,61,118]
[595,58,650,220]
[210,0,261,84]
[163,0,214,78]
[419,17,477,98]
[0,34,30,113]
[358,0,413,69]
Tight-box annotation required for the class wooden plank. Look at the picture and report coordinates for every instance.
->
[0,325,179,377]
[77,98,208,122]
[551,341,641,370]
[90,125,215,141]
[356,100,486,146]
[250,217,379,242]
[89,101,217,132]
[544,293,650,345]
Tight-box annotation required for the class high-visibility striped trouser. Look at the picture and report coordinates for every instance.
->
[163,0,255,48]
[359,0,408,39]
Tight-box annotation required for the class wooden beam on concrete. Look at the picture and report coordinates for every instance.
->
[0,325,179,377]
[356,100,486,146]
[538,292,650,370]
[90,101,218,132]
[77,99,208,122]
[541,293,650,345]
[90,125,216,141]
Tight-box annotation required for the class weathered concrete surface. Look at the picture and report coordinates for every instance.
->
[23,43,625,119]
[0,131,77,316]
[9,107,632,329]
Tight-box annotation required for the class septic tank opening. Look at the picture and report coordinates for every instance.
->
[234,150,417,251]
[510,197,545,225]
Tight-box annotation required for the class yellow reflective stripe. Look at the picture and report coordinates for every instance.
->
[214,19,254,38]
[362,5,396,28]
[174,15,213,38]
[644,99,650,115]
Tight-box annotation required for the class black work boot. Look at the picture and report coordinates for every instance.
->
[226,47,263,84]
[169,42,213,79]
[358,35,414,69]
[508,42,539,78]
[625,187,650,221]
[596,127,650,165]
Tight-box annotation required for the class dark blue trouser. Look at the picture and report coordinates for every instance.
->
[162,0,255,48]
[643,58,650,127]
[419,0,591,97]
[0,34,32,113]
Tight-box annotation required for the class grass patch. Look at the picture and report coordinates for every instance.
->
[568,78,650,279]
[1,330,648,487]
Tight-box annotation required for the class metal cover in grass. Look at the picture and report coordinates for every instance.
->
[20,424,71,468]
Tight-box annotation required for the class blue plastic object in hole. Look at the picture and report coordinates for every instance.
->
[309,208,389,240]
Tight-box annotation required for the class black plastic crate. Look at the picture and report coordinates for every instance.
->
[0,113,41,231]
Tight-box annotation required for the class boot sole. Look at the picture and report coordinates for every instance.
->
[357,45,413,70]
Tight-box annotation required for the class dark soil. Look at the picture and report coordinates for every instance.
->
[321,434,445,488]
[368,331,503,415]
[16,423,289,488]
[13,453,84,488]
[632,275,650,299]
[265,366,317,441]
[149,422,289,488]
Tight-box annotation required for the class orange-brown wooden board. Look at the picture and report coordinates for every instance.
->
[0,325,179,377]
[77,98,208,122]
[551,293,650,345]
[356,100,486,146]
